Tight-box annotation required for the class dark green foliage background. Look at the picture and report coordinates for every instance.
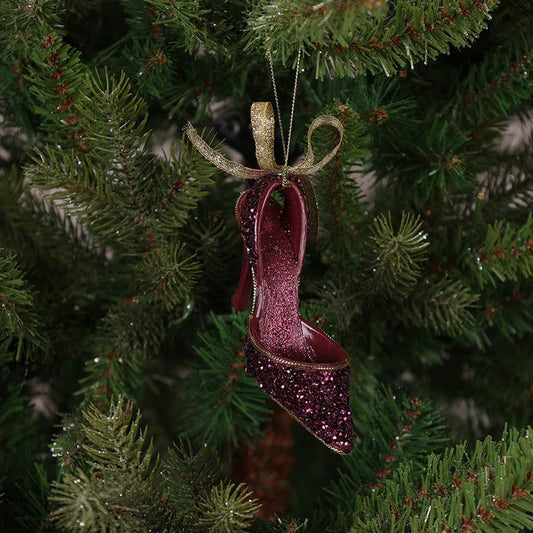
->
[1,0,533,531]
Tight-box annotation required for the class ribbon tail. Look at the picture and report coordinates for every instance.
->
[291,114,344,243]
[184,123,267,180]
[299,175,319,245]
[251,102,282,172]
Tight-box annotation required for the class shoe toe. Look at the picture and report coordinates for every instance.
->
[245,337,355,454]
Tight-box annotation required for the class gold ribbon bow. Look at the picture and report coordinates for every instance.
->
[184,102,344,241]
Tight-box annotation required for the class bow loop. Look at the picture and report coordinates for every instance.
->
[184,102,343,180]
[185,103,343,244]
[293,114,344,175]
[251,102,282,172]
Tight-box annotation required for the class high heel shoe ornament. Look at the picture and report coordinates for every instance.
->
[185,103,355,454]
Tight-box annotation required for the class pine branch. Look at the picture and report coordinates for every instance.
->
[138,242,201,310]
[25,70,153,249]
[0,343,42,497]
[311,102,371,265]
[326,387,448,519]
[181,311,271,449]
[361,212,430,301]
[0,0,62,56]
[304,279,362,338]
[0,248,48,359]
[465,216,533,289]
[82,399,156,477]
[163,439,260,532]
[163,439,223,514]
[1,1,87,147]
[49,397,167,532]
[183,206,238,299]
[49,399,261,532]
[77,69,149,165]
[478,282,533,343]
[374,113,475,201]
[351,426,533,533]
[482,144,533,222]
[98,1,253,115]
[400,276,479,336]
[0,0,64,125]
[152,131,220,239]
[143,0,218,55]
[245,0,499,78]
[197,482,260,533]
[27,39,87,148]
[444,2,533,128]
[27,70,156,249]
[26,72,217,251]
[77,301,170,404]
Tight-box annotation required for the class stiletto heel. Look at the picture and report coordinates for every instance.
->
[231,245,253,311]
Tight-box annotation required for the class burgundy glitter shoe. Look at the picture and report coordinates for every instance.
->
[232,173,355,455]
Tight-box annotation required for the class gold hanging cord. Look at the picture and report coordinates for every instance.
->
[267,49,302,168]
[184,52,345,243]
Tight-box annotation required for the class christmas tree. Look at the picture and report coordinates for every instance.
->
[1,0,533,531]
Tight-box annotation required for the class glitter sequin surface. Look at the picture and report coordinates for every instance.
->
[238,174,276,267]
[245,335,354,455]
[235,173,355,454]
